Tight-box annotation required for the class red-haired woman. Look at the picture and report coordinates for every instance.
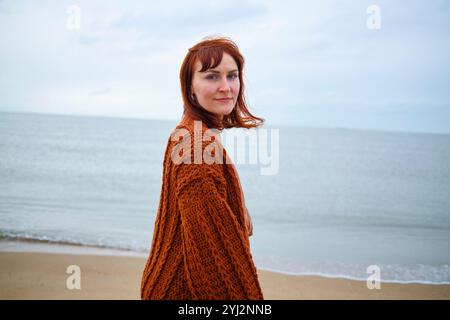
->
[140,36,265,300]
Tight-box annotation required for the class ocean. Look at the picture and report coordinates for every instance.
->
[1,111,449,284]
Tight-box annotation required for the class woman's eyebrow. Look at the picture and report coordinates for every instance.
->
[204,69,239,74]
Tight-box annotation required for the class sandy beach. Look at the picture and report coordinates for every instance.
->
[1,246,449,300]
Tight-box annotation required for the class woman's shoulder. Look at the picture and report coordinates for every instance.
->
[167,119,225,164]
[171,116,211,136]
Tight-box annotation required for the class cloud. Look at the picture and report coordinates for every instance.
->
[0,0,449,134]
[89,87,111,96]
[110,0,267,34]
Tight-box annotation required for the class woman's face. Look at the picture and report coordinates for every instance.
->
[191,53,240,120]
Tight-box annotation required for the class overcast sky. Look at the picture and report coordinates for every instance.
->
[1,0,449,134]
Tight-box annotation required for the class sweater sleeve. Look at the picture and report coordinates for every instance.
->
[175,162,264,300]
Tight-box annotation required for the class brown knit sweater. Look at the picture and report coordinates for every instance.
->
[140,116,264,300]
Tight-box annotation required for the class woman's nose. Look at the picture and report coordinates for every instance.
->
[218,77,231,92]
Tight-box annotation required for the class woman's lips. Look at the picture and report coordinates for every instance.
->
[215,98,232,102]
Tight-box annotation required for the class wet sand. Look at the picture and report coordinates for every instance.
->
[1,251,449,300]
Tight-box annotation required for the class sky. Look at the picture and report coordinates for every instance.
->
[0,0,449,134]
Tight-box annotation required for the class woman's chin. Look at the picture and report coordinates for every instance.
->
[220,105,235,116]
[203,105,235,119]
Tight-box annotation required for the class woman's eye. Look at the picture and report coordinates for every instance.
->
[206,74,238,80]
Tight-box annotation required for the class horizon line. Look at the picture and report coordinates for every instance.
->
[1,109,449,137]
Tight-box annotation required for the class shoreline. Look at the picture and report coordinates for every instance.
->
[0,238,148,258]
[1,238,448,286]
[1,240,450,299]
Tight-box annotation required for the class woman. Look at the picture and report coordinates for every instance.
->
[140,36,265,300]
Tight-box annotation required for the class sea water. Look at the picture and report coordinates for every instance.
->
[1,111,449,284]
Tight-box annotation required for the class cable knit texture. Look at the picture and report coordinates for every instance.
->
[140,116,264,300]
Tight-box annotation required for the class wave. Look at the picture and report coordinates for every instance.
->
[0,232,148,254]
[2,232,449,285]
[254,256,450,285]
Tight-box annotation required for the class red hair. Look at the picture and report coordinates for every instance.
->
[179,36,265,130]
